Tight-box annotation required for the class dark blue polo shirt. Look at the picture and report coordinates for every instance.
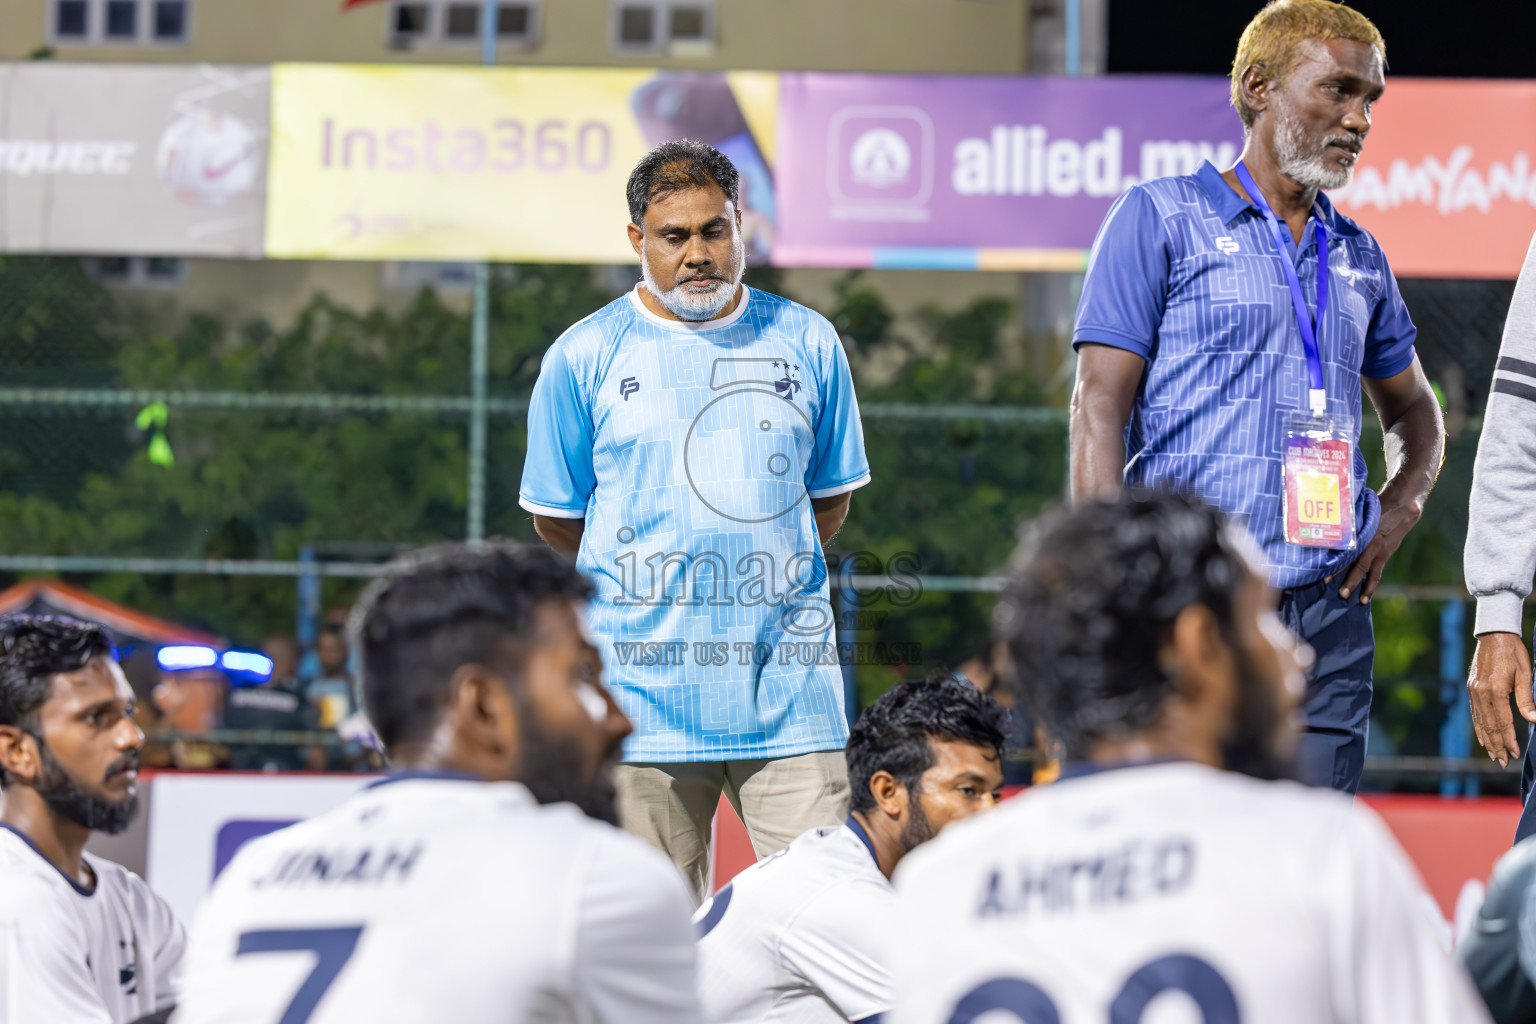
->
[1073,160,1417,589]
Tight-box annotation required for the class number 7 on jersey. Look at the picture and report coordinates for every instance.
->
[234,926,364,1024]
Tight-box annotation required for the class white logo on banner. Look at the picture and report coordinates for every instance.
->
[0,141,135,176]
[951,125,1239,199]
[850,128,912,188]
[1333,146,1536,214]
[157,111,259,208]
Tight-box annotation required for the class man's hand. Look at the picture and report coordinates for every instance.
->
[1468,631,1535,767]
[1334,497,1420,604]
[1342,358,1445,604]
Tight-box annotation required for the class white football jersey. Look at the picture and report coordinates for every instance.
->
[0,824,184,1024]
[172,774,701,1024]
[695,821,894,1023]
[891,762,1491,1024]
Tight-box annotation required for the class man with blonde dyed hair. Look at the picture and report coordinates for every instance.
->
[1070,0,1444,796]
[1229,0,1385,142]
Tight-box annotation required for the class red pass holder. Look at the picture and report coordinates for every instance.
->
[1283,414,1355,550]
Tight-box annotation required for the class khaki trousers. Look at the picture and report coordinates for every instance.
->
[615,750,850,903]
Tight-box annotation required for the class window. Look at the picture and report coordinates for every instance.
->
[392,2,429,37]
[49,0,188,44]
[618,4,653,46]
[83,256,186,289]
[105,0,136,38]
[152,0,184,40]
[611,0,714,53]
[388,0,538,49]
[496,3,528,36]
[55,0,88,36]
[444,3,479,38]
[670,4,704,41]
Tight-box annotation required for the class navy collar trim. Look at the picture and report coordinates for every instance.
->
[1192,160,1359,238]
[1195,160,1254,225]
[845,815,880,868]
[364,769,483,790]
[1057,757,1187,781]
[0,823,96,897]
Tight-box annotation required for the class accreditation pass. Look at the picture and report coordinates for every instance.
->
[1283,414,1354,550]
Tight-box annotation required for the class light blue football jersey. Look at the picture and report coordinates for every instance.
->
[520,285,871,762]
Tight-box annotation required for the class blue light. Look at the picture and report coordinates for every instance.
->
[157,645,218,670]
[220,651,274,679]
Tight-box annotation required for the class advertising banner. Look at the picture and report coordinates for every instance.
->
[1330,79,1536,279]
[773,73,1242,271]
[0,63,268,256]
[266,65,780,263]
[144,771,375,923]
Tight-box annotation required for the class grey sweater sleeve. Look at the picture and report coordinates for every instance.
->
[1468,232,1536,636]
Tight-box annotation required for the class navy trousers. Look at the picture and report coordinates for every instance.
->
[1515,726,1536,844]
[1278,575,1376,795]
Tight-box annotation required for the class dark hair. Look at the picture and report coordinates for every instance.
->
[846,673,1008,813]
[0,616,115,786]
[350,541,594,752]
[626,139,741,227]
[993,491,1249,760]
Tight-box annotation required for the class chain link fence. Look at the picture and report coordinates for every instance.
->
[0,256,1526,787]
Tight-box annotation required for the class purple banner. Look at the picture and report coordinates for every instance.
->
[773,73,1242,270]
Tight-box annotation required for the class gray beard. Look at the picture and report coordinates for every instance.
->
[640,236,746,321]
[1272,99,1356,191]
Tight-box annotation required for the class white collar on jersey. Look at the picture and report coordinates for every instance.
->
[627,283,753,333]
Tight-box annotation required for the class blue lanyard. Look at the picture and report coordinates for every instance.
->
[1233,161,1330,417]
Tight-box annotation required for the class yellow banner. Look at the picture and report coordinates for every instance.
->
[266,64,661,262]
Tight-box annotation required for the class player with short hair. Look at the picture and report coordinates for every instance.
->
[0,615,184,1024]
[696,675,1006,1024]
[172,541,702,1024]
[890,492,1489,1024]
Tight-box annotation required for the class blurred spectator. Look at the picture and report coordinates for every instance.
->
[307,624,355,730]
[150,666,226,770]
[222,635,319,771]
[956,648,1035,787]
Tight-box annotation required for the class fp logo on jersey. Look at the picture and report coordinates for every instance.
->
[619,377,640,401]
[1214,236,1240,255]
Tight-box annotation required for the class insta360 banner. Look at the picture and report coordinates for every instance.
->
[265,65,781,263]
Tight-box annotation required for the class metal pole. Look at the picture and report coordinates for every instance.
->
[1064,0,1081,77]
[466,0,498,545]
[480,0,498,65]
[1439,599,1475,796]
[468,263,489,545]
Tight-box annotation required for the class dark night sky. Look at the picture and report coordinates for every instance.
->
[1108,1,1536,79]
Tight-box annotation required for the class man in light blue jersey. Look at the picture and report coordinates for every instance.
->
[1069,0,1444,795]
[520,140,871,899]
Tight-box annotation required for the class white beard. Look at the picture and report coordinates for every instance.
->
[640,234,746,321]
[1272,96,1357,191]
